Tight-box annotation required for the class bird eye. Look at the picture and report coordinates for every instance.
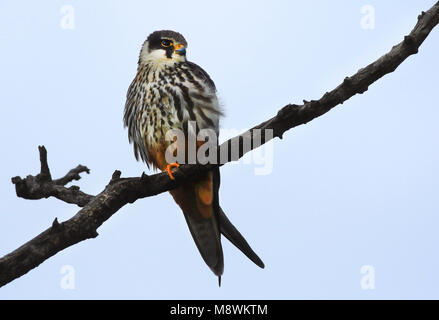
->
[161,39,173,47]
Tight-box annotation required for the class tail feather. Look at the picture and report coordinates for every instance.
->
[170,164,264,278]
[170,170,224,277]
[219,208,265,269]
[182,207,224,275]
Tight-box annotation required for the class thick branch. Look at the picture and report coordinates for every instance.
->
[1,2,439,288]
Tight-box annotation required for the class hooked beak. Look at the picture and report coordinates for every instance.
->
[174,43,186,56]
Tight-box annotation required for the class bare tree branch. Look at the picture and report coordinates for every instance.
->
[1,2,439,288]
[11,146,93,207]
[53,165,90,186]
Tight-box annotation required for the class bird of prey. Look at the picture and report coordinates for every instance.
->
[124,30,264,283]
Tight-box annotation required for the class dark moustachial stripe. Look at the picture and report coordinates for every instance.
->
[165,47,173,59]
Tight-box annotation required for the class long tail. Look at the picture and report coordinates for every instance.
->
[170,169,224,277]
[219,208,265,269]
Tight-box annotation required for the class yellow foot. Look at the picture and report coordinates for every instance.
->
[166,163,180,180]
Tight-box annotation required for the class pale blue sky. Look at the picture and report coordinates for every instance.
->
[1,0,438,299]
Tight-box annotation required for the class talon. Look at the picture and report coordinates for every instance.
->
[166,162,180,180]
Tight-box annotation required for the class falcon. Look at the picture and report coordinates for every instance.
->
[124,30,264,283]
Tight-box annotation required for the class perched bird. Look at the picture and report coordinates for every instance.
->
[124,30,264,283]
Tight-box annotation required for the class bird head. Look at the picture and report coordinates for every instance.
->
[139,30,188,65]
